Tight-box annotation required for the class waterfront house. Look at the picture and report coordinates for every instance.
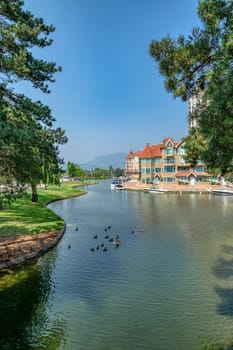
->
[125,137,211,185]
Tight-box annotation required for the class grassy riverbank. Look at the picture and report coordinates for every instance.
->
[0,182,91,238]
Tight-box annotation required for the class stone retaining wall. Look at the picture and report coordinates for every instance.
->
[0,225,65,272]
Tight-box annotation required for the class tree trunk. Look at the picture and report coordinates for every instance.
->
[31,182,38,203]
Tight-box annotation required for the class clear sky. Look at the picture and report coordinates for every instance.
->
[23,0,201,164]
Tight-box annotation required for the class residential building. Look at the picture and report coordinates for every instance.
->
[125,150,142,180]
[188,89,205,129]
[125,137,211,185]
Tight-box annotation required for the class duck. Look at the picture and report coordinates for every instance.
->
[114,239,121,248]
[90,248,95,252]
[93,235,98,239]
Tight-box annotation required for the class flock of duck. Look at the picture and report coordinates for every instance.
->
[89,225,145,253]
[68,224,143,252]
[89,225,123,252]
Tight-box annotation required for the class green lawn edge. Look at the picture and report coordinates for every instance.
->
[0,182,92,238]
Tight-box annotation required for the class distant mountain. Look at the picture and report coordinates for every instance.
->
[80,152,127,170]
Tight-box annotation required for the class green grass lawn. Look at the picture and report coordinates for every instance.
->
[0,182,89,238]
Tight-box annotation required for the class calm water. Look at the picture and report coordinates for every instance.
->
[1,181,233,350]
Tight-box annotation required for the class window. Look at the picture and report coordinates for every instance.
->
[155,168,161,172]
[167,141,173,147]
[146,168,151,174]
[154,157,161,164]
[179,176,187,181]
[179,157,186,164]
[141,168,145,174]
[179,147,186,155]
[195,166,204,172]
[164,167,175,173]
[164,158,175,164]
[178,166,189,171]
[165,149,174,155]
[197,177,207,182]
[164,177,175,183]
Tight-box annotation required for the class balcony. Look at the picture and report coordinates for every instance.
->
[163,159,175,165]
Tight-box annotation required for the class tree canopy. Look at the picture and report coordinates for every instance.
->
[0,0,67,201]
[150,0,233,174]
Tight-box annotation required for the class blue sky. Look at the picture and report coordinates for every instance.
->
[23,0,200,164]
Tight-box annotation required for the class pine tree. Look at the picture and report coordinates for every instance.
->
[0,0,67,202]
[150,0,233,174]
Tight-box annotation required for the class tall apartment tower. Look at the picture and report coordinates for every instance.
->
[188,89,205,129]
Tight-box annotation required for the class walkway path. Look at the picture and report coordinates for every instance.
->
[124,180,231,192]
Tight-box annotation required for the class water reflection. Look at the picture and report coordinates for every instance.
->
[0,249,66,350]
[1,181,233,349]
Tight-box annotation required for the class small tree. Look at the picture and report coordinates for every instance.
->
[67,161,78,180]
[183,128,207,168]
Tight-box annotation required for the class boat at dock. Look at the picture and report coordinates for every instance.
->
[212,188,233,195]
[111,179,125,190]
[144,187,170,193]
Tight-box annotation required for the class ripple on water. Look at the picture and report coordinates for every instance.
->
[1,184,233,349]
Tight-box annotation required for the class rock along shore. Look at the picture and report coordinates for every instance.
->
[0,189,88,274]
[0,226,66,272]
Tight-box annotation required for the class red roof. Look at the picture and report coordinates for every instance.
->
[140,143,162,158]
[126,150,135,159]
[151,144,163,156]
[176,171,197,178]
[127,137,180,160]
[176,171,211,178]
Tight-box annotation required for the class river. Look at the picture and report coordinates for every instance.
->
[1,180,233,350]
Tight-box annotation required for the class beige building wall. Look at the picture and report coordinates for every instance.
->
[188,89,205,129]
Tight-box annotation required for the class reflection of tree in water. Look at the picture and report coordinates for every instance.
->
[203,341,233,350]
[214,246,233,317]
[205,245,233,350]
[0,251,66,350]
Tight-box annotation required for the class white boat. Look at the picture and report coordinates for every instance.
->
[212,188,233,195]
[115,184,125,190]
[111,179,124,190]
[145,187,170,193]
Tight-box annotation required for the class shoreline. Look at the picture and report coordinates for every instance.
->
[0,180,231,273]
[123,180,228,193]
[0,226,66,272]
[0,191,87,274]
